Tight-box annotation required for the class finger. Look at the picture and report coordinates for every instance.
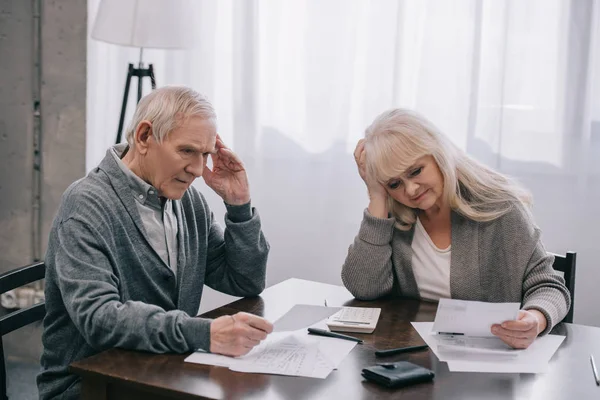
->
[500,319,535,331]
[359,147,366,165]
[354,140,364,159]
[218,147,243,165]
[243,325,269,341]
[491,324,535,339]
[239,313,273,334]
[201,165,214,182]
[516,309,529,320]
[359,150,369,178]
[234,346,252,357]
[496,335,533,350]
[354,140,365,160]
[209,151,221,167]
[215,138,226,151]
[241,337,261,348]
[218,148,245,171]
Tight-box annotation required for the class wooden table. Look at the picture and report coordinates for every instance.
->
[71,278,600,399]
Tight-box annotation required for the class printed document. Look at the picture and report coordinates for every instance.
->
[185,330,356,379]
[432,298,520,337]
[412,321,564,373]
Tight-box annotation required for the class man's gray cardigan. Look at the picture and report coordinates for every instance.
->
[37,150,269,400]
[341,206,570,334]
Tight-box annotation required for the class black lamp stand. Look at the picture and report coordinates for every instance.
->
[116,48,157,144]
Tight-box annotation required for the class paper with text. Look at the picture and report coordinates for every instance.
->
[412,321,564,373]
[432,299,520,337]
[230,336,333,378]
[184,330,356,379]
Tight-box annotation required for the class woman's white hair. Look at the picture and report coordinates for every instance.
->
[364,108,533,230]
[125,85,216,146]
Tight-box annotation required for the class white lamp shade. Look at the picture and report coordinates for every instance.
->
[91,0,194,49]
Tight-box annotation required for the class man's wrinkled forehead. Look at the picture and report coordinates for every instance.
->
[167,116,216,148]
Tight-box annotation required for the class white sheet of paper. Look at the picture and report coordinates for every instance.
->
[230,335,326,377]
[272,304,342,332]
[432,299,520,337]
[446,360,549,373]
[184,329,357,379]
[230,334,345,379]
[306,331,357,368]
[436,335,520,359]
[411,322,565,373]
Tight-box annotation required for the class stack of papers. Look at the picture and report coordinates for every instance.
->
[413,299,565,373]
[185,305,357,379]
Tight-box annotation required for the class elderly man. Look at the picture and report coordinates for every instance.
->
[37,86,272,400]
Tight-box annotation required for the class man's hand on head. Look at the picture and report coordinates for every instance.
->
[202,136,251,205]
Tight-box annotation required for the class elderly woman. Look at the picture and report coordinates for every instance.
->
[341,108,570,349]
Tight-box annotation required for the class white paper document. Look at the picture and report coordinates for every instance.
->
[433,298,520,337]
[184,330,357,379]
[412,321,565,373]
[436,336,520,360]
[230,335,333,378]
[272,304,341,332]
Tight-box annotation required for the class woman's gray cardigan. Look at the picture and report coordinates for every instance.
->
[341,205,570,334]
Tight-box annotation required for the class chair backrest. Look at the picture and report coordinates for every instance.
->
[0,262,45,400]
[550,252,576,324]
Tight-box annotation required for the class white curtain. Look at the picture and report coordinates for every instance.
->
[87,0,600,324]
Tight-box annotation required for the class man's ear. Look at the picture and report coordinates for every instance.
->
[134,121,153,155]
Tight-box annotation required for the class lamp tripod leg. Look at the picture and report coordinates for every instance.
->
[137,73,143,103]
[116,64,134,144]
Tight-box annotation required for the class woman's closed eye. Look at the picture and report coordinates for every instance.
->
[409,167,423,177]
[388,180,402,190]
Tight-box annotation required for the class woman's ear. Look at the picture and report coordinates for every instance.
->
[134,121,153,155]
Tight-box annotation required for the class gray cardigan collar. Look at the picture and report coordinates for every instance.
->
[96,149,188,283]
[394,211,482,301]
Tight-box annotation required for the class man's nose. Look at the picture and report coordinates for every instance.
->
[186,155,205,178]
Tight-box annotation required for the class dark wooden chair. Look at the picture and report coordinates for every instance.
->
[550,252,576,324]
[0,262,45,400]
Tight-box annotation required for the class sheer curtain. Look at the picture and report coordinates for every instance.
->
[87,0,600,324]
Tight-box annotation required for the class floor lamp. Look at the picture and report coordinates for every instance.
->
[91,0,194,144]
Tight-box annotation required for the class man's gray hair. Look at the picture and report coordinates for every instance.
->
[125,85,216,146]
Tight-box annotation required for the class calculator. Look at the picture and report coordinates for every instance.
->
[326,306,381,333]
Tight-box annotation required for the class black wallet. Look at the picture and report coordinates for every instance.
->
[361,361,435,388]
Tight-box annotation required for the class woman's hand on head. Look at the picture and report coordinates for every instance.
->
[354,139,388,199]
[491,309,547,349]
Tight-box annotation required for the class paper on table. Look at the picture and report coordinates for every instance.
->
[433,299,520,337]
[230,335,334,379]
[436,335,520,359]
[184,329,357,379]
[411,322,565,373]
[306,331,357,369]
[446,334,565,374]
[446,360,549,373]
[272,304,342,332]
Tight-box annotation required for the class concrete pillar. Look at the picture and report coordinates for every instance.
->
[0,0,86,363]
[0,0,36,273]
